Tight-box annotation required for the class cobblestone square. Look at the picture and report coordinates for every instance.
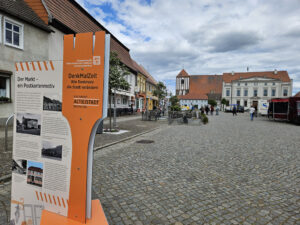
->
[92,113,300,224]
[1,113,299,224]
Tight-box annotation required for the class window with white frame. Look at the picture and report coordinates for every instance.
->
[283,88,288,97]
[272,89,276,96]
[0,74,11,101]
[122,97,127,105]
[4,17,23,49]
[253,89,258,97]
[263,89,268,96]
[226,89,230,97]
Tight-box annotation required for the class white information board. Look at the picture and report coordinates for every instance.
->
[10,61,72,225]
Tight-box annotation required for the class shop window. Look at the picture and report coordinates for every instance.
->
[244,100,247,107]
[4,17,23,49]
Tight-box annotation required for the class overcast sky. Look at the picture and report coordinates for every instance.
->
[76,0,300,95]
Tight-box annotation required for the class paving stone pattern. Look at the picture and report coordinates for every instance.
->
[93,113,300,225]
[0,113,299,224]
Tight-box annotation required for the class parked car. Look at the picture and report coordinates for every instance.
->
[225,105,244,113]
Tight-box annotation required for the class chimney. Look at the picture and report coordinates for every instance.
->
[274,69,277,75]
[231,71,234,75]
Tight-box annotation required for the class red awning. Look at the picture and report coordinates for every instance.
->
[270,98,289,103]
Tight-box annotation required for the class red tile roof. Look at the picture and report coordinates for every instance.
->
[223,71,290,83]
[43,0,136,71]
[176,69,189,77]
[178,75,222,100]
[178,93,208,100]
[294,92,300,97]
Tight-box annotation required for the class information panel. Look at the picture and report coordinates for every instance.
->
[10,61,72,225]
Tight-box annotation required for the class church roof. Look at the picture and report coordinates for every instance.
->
[176,69,190,77]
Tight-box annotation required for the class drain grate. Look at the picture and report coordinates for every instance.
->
[136,139,154,144]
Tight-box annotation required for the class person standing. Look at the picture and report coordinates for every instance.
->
[232,105,237,116]
[205,105,209,115]
[250,105,255,121]
[216,106,219,115]
[210,105,214,115]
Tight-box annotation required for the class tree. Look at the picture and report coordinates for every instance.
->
[153,81,167,108]
[169,96,181,111]
[208,99,217,107]
[109,52,130,131]
[221,98,227,111]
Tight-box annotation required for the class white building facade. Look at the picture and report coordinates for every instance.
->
[222,71,293,109]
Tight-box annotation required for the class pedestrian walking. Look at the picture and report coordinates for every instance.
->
[200,106,205,115]
[216,106,219,115]
[205,105,209,115]
[210,105,214,115]
[250,105,255,121]
[232,105,237,116]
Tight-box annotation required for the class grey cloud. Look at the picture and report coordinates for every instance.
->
[210,31,261,52]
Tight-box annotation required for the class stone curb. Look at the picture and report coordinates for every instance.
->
[93,127,160,152]
[0,127,161,183]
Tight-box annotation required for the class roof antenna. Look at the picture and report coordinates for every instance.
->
[247,66,249,72]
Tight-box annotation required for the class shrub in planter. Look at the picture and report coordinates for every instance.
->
[202,114,209,124]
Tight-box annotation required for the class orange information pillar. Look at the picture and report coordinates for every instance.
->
[40,31,109,224]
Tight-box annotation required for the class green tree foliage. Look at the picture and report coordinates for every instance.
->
[170,96,181,111]
[109,52,130,92]
[109,52,130,130]
[221,98,229,110]
[208,99,217,107]
[153,81,167,102]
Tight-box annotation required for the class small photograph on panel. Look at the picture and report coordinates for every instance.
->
[43,94,62,112]
[41,140,62,161]
[12,159,27,175]
[16,113,41,136]
[27,161,43,187]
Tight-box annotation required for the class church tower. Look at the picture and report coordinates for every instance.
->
[176,69,190,95]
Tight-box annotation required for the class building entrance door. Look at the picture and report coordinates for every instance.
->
[253,101,258,110]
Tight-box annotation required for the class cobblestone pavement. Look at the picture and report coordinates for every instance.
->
[92,113,300,225]
[0,116,162,178]
[1,113,299,224]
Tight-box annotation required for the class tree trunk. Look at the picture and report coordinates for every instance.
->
[109,92,112,131]
[113,89,117,129]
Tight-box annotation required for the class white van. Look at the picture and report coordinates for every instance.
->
[258,100,269,116]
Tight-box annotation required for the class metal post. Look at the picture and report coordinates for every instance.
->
[5,114,14,152]
[86,34,110,219]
